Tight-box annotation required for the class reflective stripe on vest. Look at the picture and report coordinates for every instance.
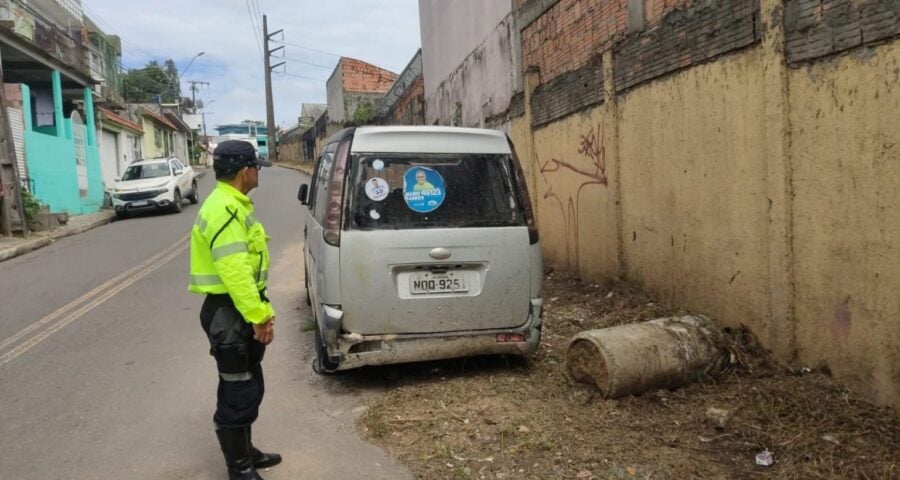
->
[190,274,222,286]
[211,241,248,260]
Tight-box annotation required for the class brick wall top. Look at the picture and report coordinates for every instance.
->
[522,0,628,84]
[785,0,900,64]
[340,57,398,94]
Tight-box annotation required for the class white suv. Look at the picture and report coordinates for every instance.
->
[111,157,198,219]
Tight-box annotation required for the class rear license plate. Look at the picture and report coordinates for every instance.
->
[409,271,469,295]
[131,200,148,207]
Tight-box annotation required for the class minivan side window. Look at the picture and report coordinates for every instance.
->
[310,142,337,224]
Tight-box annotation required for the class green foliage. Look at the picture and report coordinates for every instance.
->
[123,60,180,103]
[350,102,376,126]
[21,190,43,222]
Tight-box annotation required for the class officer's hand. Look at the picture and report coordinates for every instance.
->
[253,320,274,345]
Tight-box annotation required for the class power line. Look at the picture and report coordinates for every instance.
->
[245,0,263,59]
[282,57,335,70]
[81,2,158,60]
[274,72,328,82]
[278,41,343,58]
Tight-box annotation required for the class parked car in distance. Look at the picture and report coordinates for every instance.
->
[298,126,543,373]
[111,157,198,219]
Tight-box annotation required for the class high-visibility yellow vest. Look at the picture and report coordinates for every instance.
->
[189,181,275,324]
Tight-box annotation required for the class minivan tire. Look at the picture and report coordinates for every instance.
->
[312,324,339,375]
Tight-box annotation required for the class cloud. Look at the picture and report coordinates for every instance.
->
[82,0,421,129]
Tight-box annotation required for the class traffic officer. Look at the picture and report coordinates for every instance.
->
[189,140,281,480]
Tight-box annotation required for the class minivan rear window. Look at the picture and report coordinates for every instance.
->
[345,153,525,230]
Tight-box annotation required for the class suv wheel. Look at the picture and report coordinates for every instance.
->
[187,180,199,204]
[171,190,183,213]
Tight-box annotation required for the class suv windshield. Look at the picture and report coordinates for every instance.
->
[345,153,524,230]
[122,162,170,180]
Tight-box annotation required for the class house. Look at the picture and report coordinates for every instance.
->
[163,109,193,164]
[96,106,142,189]
[0,0,104,215]
[325,57,397,133]
[374,49,425,126]
[132,105,179,160]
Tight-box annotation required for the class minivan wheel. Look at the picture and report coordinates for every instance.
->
[312,325,339,375]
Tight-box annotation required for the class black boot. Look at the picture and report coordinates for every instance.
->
[247,425,282,469]
[216,428,264,480]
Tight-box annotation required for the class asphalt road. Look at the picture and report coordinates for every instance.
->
[0,167,412,480]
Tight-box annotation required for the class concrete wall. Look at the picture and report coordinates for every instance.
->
[789,42,900,408]
[617,49,770,337]
[419,0,512,97]
[499,0,900,410]
[326,63,346,124]
[419,0,521,126]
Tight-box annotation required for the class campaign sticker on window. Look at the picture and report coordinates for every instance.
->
[403,167,445,213]
[365,177,390,201]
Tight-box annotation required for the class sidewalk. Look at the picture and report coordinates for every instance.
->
[0,210,116,263]
[276,162,313,175]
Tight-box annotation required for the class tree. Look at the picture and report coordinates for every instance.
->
[123,60,180,103]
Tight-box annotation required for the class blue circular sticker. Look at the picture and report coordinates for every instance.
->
[403,167,445,213]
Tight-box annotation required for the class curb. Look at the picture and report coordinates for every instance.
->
[276,163,314,175]
[0,211,116,263]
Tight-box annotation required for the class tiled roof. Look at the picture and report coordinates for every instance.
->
[340,57,398,94]
[98,107,143,134]
[142,107,178,130]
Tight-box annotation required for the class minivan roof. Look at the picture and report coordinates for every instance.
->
[338,126,511,155]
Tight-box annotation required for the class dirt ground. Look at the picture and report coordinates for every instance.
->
[354,270,900,479]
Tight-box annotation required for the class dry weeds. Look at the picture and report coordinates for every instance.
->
[350,271,899,479]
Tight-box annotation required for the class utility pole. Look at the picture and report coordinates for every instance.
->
[263,15,283,163]
[187,80,210,112]
[187,80,209,164]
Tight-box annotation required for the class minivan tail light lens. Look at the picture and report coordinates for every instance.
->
[324,137,352,246]
[507,137,539,244]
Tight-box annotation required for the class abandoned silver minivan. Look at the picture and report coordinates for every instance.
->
[297,126,542,373]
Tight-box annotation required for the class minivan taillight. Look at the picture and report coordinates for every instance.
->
[507,137,539,244]
[324,137,352,246]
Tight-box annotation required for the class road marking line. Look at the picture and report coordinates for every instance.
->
[0,235,188,354]
[0,237,189,367]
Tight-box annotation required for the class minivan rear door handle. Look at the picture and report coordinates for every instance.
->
[429,248,451,260]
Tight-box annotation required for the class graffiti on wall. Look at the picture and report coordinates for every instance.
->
[538,123,609,269]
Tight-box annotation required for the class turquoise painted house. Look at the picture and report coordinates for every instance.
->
[21,71,103,215]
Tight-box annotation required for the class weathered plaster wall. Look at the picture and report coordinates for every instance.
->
[422,11,522,126]
[532,109,619,281]
[419,0,512,100]
[790,42,900,408]
[617,49,770,335]
[326,63,345,124]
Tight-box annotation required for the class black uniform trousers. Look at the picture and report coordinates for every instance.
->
[200,293,266,429]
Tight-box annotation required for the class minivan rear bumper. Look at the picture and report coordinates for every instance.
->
[328,298,543,371]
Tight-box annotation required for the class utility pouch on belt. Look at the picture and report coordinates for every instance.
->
[207,306,252,374]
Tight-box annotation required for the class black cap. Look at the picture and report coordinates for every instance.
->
[213,140,272,175]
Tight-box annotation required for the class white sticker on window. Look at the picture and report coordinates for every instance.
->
[365,177,390,201]
[372,159,385,171]
[369,209,381,220]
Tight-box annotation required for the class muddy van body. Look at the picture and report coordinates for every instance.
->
[298,126,542,372]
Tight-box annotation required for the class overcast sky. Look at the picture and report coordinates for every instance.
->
[82,0,422,130]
